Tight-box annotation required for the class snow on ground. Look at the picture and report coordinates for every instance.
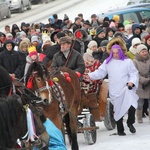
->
[66,115,150,150]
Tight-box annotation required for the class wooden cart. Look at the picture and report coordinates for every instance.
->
[77,79,115,145]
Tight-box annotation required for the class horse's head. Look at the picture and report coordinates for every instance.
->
[26,62,53,105]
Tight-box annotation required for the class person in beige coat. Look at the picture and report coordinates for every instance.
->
[133,44,150,123]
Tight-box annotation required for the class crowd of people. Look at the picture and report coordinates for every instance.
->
[0,12,150,138]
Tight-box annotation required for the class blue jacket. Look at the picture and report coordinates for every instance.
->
[34,119,67,150]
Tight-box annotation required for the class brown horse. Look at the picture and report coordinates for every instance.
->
[26,62,81,150]
[0,65,49,149]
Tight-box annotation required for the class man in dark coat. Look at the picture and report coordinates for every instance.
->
[0,40,23,79]
[53,14,62,31]
[126,23,142,49]
[51,36,85,74]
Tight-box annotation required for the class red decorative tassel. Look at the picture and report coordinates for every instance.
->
[27,76,34,89]
[66,77,71,82]
[75,72,81,78]
[64,72,69,78]
[49,79,54,86]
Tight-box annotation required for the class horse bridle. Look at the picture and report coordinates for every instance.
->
[31,69,53,105]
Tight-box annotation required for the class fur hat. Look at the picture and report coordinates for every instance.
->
[107,38,127,54]
[137,44,148,54]
[88,40,97,48]
[59,36,72,44]
[28,46,38,57]
[131,38,141,46]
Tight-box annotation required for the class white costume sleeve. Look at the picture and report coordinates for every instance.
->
[128,59,139,89]
[88,60,107,80]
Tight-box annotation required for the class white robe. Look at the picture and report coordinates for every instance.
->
[89,58,139,121]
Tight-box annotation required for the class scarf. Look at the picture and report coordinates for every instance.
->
[86,48,93,56]
[129,46,138,55]
[62,48,70,58]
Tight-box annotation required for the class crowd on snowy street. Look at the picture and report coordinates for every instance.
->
[0,0,150,149]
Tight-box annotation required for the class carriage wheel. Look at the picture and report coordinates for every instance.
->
[104,98,116,130]
[83,114,97,145]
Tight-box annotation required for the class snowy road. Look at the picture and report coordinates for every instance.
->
[0,0,128,31]
[66,116,150,150]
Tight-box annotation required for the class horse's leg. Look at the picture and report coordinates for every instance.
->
[69,108,79,150]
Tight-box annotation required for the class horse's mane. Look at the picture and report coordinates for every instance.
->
[0,95,24,147]
[0,66,13,96]
[26,62,48,85]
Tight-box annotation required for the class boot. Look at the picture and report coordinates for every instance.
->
[127,124,136,133]
[136,109,143,123]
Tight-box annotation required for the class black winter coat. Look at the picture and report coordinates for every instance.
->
[51,49,85,74]
[43,44,60,65]
[0,50,23,78]
[0,40,23,78]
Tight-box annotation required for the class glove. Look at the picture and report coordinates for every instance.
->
[128,86,132,90]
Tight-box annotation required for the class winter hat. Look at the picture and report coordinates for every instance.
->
[64,14,69,21]
[83,20,91,26]
[43,36,51,44]
[96,27,105,35]
[102,22,109,28]
[137,44,148,54]
[132,38,141,46]
[114,31,123,37]
[112,15,120,21]
[28,46,38,57]
[48,16,55,24]
[103,17,109,23]
[19,31,26,38]
[132,23,141,33]
[123,20,130,26]
[140,23,147,30]
[6,33,13,38]
[56,32,65,39]
[100,40,109,47]
[31,36,39,43]
[145,34,150,42]
[74,17,80,22]
[88,40,97,48]
[140,32,149,40]
[59,36,72,44]
[125,24,132,31]
[118,23,124,28]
